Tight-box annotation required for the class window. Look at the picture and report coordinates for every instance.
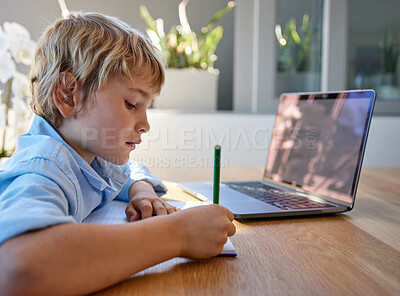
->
[348,0,400,103]
[234,0,400,115]
[275,0,323,97]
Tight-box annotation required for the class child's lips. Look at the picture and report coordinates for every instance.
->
[126,140,141,150]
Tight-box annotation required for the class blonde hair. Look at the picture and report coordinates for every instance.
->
[29,12,164,127]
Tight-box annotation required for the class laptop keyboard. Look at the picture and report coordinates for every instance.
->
[223,182,335,210]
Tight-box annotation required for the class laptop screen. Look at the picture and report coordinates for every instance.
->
[264,90,375,204]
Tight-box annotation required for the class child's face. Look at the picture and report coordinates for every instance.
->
[62,70,155,165]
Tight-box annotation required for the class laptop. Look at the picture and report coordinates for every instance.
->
[179,90,376,218]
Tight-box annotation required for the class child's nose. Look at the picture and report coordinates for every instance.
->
[137,112,150,134]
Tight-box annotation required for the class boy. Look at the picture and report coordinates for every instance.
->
[0,12,235,295]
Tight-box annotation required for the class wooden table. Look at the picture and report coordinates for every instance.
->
[93,167,400,296]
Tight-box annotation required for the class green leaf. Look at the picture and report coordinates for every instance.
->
[289,19,301,45]
[202,1,235,35]
[139,5,160,38]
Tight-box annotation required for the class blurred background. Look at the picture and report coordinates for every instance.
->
[0,0,399,167]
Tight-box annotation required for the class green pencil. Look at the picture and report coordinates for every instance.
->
[213,145,221,204]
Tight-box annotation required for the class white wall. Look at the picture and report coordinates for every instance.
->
[364,116,400,166]
[132,111,400,168]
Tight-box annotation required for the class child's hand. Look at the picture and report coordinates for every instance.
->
[127,180,178,221]
[173,204,236,259]
[126,196,178,222]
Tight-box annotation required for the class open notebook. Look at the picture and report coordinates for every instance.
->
[83,200,237,256]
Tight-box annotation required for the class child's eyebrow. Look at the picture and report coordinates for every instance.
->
[128,87,150,99]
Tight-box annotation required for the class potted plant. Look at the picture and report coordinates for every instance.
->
[376,26,400,99]
[0,21,35,162]
[274,14,320,95]
[140,1,235,110]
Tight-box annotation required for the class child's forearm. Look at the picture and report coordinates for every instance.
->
[0,215,180,296]
[0,204,235,296]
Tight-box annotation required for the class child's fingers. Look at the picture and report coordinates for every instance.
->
[221,207,236,236]
[218,205,235,221]
[125,202,139,222]
[227,222,236,236]
[165,204,179,214]
[226,208,235,222]
[158,200,179,214]
[152,199,167,216]
[137,199,153,219]
[128,197,180,220]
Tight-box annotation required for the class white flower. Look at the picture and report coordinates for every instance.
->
[1,22,35,154]
[0,103,6,128]
[3,22,36,66]
[0,27,10,52]
[3,22,31,41]
[8,35,36,66]
[12,71,30,98]
[10,96,31,135]
[0,50,16,83]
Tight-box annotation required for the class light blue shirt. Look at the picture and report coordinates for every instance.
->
[0,115,167,245]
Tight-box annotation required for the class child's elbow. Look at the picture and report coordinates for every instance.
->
[0,241,38,296]
[0,268,25,296]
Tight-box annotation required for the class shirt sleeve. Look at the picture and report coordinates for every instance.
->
[116,161,167,202]
[0,172,77,245]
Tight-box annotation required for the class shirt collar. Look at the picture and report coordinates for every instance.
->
[28,115,128,193]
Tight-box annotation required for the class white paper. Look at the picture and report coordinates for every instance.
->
[83,200,129,224]
[84,200,237,256]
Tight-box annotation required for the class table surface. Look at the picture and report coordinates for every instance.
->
[92,167,400,296]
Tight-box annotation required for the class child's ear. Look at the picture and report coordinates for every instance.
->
[53,72,80,118]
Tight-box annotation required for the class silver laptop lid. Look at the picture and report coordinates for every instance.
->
[263,90,376,207]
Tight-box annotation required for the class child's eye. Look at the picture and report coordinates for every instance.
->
[124,100,136,110]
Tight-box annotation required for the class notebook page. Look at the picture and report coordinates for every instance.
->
[83,200,128,224]
[83,200,237,256]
